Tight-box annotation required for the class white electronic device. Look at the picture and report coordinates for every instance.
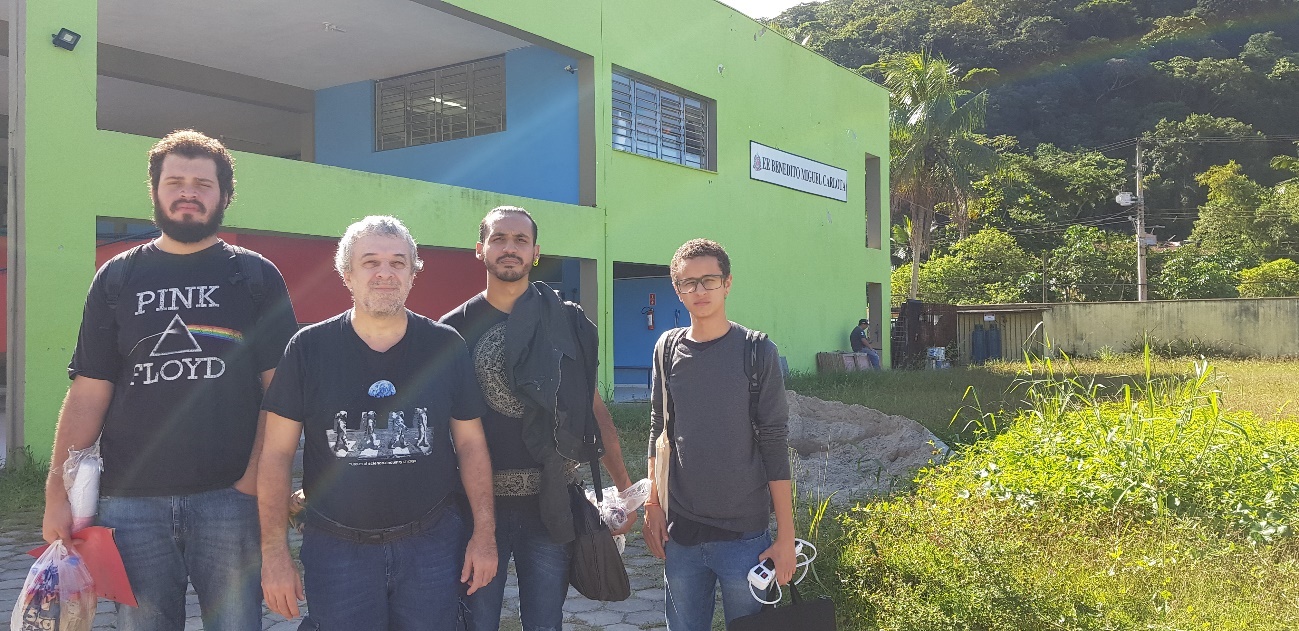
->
[748,558,776,591]
[747,538,820,605]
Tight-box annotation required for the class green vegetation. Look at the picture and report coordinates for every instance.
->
[786,355,1298,444]
[769,1,1299,302]
[0,449,49,530]
[795,355,1299,629]
[606,401,652,482]
[1238,257,1299,297]
[875,51,997,298]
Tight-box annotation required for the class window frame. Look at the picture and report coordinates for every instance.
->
[611,68,715,171]
[374,55,507,152]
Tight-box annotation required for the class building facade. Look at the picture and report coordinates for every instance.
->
[4,0,891,456]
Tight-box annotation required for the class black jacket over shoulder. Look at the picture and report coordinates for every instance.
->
[505,282,603,544]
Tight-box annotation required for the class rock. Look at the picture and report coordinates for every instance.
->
[786,391,948,504]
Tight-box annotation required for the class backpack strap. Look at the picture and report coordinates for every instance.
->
[101,242,267,326]
[744,329,769,426]
[657,328,687,446]
[102,244,147,317]
[225,245,266,312]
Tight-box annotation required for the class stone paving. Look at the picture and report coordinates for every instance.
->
[1,513,679,631]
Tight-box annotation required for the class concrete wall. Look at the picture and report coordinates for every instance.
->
[314,46,580,204]
[1044,298,1299,357]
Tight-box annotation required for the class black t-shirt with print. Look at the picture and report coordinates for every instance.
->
[68,241,298,496]
[439,293,540,475]
[262,310,486,530]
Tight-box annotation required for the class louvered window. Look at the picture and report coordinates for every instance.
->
[612,71,711,169]
[375,56,506,151]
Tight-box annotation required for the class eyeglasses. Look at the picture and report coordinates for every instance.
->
[674,274,725,294]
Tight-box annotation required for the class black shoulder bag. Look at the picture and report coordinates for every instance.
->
[564,302,631,602]
[727,583,837,631]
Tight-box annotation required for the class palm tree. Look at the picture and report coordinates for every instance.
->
[873,52,996,298]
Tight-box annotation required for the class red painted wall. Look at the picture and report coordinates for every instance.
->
[0,232,485,353]
[232,233,487,323]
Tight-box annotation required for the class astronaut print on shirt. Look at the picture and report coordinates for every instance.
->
[325,381,436,461]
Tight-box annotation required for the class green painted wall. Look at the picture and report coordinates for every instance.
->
[15,0,889,452]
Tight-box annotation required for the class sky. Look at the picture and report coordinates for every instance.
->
[720,0,814,19]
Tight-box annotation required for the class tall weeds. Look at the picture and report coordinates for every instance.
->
[946,347,1298,544]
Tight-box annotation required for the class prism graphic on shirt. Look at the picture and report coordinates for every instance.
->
[325,406,434,460]
[130,314,240,386]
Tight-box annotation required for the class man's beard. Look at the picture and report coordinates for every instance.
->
[486,255,528,282]
[358,286,408,317]
[153,197,225,244]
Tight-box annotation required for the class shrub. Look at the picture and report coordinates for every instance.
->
[820,353,1299,629]
[1238,258,1299,297]
[1124,332,1246,358]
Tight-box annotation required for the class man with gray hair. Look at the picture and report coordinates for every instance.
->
[258,215,498,630]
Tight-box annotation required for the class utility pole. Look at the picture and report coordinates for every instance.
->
[1135,142,1148,302]
[1041,251,1048,303]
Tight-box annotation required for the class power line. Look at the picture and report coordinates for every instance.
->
[1086,135,1299,155]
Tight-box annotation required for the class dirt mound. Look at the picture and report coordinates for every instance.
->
[786,391,948,503]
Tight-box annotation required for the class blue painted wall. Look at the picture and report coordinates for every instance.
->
[613,277,691,385]
[538,259,583,303]
[314,46,580,204]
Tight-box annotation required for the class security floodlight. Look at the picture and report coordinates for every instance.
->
[52,28,80,51]
[1115,192,1137,206]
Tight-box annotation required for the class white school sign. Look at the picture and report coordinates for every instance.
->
[749,141,848,202]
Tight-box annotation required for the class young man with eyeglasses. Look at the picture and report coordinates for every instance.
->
[643,239,796,630]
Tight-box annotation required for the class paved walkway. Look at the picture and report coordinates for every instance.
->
[1,515,673,631]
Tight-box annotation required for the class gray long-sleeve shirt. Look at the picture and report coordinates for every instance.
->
[648,323,790,533]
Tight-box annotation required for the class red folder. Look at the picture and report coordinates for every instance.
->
[28,526,138,607]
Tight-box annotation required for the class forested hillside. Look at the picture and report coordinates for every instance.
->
[771,0,1299,302]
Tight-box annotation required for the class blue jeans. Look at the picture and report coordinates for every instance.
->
[98,486,262,631]
[664,530,772,631]
[299,504,467,631]
[863,348,881,369]
[464,502,570,631]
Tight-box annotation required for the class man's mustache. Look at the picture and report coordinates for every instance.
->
[170,199,207,214]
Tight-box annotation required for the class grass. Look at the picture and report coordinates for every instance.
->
[604,402,652,483]
[0,448,49,531]
[785,355,1299,446]
[807,353,1299,629]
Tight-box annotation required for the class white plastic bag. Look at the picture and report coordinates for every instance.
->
[9,541,96,631]
[584,478,652,532]
[583,478,653,552]
[63,444,102,533]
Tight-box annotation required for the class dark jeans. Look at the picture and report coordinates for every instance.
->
[98,486,262,631]
[300,504,467,631]
[464,501,570,631]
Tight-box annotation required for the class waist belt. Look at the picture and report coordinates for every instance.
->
[306,496,451,545]
[492,466,584,497]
